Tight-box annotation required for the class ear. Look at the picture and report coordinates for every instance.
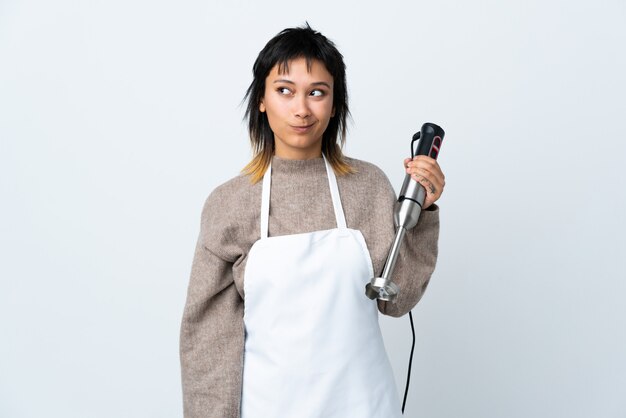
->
[259,100,266,113]
[331,107,335,117]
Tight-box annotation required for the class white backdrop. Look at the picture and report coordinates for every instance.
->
[1,1,625,417]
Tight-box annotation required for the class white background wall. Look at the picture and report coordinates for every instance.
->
[1,1,625,417]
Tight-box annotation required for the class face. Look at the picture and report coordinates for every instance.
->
[260,57,334,159]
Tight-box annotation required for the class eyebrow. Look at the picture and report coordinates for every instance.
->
[273,79,332,89]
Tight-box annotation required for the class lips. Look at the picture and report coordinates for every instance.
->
[290,123,315,133]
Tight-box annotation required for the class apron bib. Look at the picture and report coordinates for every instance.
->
[241,156,402,418]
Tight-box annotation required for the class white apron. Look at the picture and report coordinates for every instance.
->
[241,156,402,418]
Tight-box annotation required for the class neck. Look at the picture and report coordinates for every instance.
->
[274,144,322,160]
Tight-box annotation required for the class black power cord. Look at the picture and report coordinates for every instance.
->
[401,310,416,414]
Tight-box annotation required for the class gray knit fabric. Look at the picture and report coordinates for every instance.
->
[180,155,440,418]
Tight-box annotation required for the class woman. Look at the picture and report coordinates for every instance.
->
[180,24,445,418]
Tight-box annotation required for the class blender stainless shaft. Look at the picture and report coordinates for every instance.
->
[364,174,426,301]
[365,123,444,302]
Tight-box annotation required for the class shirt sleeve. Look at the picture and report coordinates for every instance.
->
[376,199,440,318]
[179,193,244,418]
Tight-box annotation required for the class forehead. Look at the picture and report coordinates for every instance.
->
[269,57,333,82]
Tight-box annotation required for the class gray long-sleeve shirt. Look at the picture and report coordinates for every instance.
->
[180,155,440,418]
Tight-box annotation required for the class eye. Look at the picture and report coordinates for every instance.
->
[277,87,292,95]
[310,89,325,97]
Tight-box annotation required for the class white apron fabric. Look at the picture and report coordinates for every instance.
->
[241,156,402,418]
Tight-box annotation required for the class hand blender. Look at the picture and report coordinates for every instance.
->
[365,122,445,301]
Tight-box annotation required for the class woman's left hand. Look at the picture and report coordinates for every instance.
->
[403,156,446,209]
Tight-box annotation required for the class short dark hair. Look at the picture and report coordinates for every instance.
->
[242,23,354,182]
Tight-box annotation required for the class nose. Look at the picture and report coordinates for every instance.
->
[292,94,311,119]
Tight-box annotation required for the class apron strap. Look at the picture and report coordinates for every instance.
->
[260,155,347,239]
[260,161,272,239]
[323,156,347,230]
